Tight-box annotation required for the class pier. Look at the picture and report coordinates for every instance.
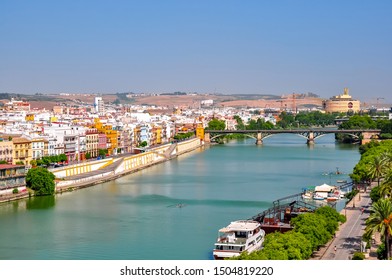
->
[249,182,354,234]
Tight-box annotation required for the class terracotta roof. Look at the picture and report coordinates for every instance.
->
[0,164,24,170]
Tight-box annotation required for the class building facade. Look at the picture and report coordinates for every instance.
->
[322,88,361,113]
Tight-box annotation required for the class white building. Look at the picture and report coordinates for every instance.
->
[94,97,104,114]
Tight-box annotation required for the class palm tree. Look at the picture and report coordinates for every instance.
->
[367,156,387,187]
[381,151,392,169]
[364,199,392,259]
[380,169,392,199]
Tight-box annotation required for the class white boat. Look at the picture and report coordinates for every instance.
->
[213,220,265,260]
[312,193,325,200]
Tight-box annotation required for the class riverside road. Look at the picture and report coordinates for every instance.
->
[318,190,372,260]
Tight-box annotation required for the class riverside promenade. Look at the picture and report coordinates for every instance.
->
[0,138,204,203]
[311,188,375,260]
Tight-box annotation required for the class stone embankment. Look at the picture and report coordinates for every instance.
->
[0,138,204,203]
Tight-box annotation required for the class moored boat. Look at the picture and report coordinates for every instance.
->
[312,193,325,200]
[213,220,265,260]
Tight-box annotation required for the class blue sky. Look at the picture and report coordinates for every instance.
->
[1,0,391,104]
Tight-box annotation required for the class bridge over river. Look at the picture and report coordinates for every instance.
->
[204,129,381,145]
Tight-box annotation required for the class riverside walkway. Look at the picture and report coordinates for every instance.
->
[312,189,373,260]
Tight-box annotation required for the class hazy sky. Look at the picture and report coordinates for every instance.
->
[1,0,391,104]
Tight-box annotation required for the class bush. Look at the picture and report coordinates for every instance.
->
[352,252,365,260]
[12,188,19,194]
[377,243,387,260]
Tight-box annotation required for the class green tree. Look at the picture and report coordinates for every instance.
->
[379,169,392,199]
[50,155,59,163]
[277,111,295,128]
[364,199,392,259]
[233,115,245,130]
[367,156,387,187]
[26,167,56,196]
[314,206,346,235]
[85,152,91,159]
[206,119,226,130]
[370,186,382,203]
[291,213,331,251]
[99,149,108,158]
[352,252,365,260]
[139,141,148,147]
[58,154,67,163]
[30,159,37,167]
[41,156,51,167]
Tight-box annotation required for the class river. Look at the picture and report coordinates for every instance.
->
[0,134,360,260]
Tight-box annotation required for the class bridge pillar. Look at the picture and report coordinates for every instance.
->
[307,132,315,145]
[256,132,263,145]
[204,132,211,143]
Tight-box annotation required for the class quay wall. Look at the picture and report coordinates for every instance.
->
[51,158,115,179]
[55,138,202,191]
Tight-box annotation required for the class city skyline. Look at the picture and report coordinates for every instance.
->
[1,0,391,104]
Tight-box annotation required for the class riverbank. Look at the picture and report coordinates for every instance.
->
[0,138,204,203]
[311,185,375,260]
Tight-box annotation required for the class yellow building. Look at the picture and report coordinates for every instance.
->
[196,124,205,140]
[25,114,35,122]
[150,125,162,146]
[92,119,118,155]
[105,127,118,155]
[86,128,99,158]
[0,139,13,163]
[12,137,32,166]
[322,88,361,113]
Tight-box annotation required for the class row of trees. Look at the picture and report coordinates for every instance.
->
[30,154,68,167]
[173,131,195,141]
[231,206,346,260]
[352,140,392,259]
[338,115,392,142]
[207,111,342,132]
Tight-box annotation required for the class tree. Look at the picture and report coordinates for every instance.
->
[41,156,51,167]
[139,141,148,147]
[85,152,91,160]
[379,169,392,199]
[370,186,382,203]
[30,159,37,167]
[233,115,245,130]
[364,199,392,259]
[50,155,59,163]
[291,212,331,251]
[367,156,387,187]
[206,119,226,130]
[58,154,67,163]
[26,167,56,196]
[99,149,108,158]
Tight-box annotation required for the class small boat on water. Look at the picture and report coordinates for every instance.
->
[301,186,315,200]
[312,193,325,200]
[213,220,265,260]
[326,196,339,202]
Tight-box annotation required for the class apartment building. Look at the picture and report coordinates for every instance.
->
[0,138,13,163]
[12,137,32,165]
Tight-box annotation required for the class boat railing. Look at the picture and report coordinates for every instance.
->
[216,236,247,245]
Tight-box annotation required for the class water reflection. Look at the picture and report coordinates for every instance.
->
[26,195,56,210]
